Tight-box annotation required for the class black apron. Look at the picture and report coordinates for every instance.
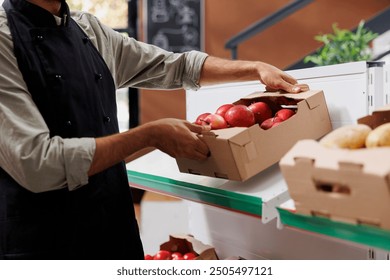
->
[0,0,144,259]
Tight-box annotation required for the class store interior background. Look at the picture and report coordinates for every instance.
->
[2,0,390,256]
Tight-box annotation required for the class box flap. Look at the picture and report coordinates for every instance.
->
[242,90,324,110]
[358,105,390,129]
[280,139,390,177]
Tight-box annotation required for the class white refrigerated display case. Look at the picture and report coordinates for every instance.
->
[126,61,390,259]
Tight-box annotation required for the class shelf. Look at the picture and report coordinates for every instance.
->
[127,170,262,217]
[126,149,290,222]
[278,207,390,251]
[127,150,390,253]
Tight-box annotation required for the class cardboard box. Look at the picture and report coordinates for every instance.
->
[280,107,390,229]
[160,234,218,260]
[357,104,390,129]
[176,90,332,181]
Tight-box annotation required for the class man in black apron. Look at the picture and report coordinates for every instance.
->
[0,0,306,260]
[1,0,148,259]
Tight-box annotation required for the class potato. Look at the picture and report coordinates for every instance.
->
[365,123,390,148]
[319,124,372,149]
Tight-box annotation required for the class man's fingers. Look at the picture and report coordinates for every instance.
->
[193,149,209,161]
[282,73,298,85]
[295,83,310,92]
[186,122,210,134]
[195,137,210,156]
[266,81,310,93]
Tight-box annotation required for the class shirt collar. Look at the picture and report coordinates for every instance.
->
[8,0,70,27]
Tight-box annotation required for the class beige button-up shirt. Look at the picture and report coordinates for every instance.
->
[0,8,208,193]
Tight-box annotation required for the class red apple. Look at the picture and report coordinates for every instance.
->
[215,103,234,117]
[248,102,273,124]
[204,113,228,129]
[183,252,197,260]
[260,116,283,130]
[195,112,211,125]
[153,250,172,260]
[144,254,154,260]
[171,252,184,260]
[224,105,255,127]
[275,108,295,121]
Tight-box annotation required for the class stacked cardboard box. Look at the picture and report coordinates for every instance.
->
[280,106,390,230]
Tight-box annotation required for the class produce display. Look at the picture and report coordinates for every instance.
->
[195,101,296,130]
[319,123,390,149]
[319,124,372,149]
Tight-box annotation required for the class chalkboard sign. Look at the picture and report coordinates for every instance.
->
[143,0,203,52]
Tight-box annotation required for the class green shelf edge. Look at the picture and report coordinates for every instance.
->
[278,208,390,251]
[127,170,263,217]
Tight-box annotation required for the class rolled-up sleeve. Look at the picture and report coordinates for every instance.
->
[0,92,96,193]
[114,40,209,91]
[63,138,95,190]
[0,87,96,193]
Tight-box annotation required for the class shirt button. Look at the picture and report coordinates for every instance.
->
[82,36,90,43]
[103,116,111,123]
[55,74,62,79]
[65,120,72,126]
[95,73,103,80]
[35,35,44,42]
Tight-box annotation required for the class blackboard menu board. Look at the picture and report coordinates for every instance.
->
[144,0,203,52]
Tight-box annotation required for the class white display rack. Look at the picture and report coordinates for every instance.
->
[127,61,389,259]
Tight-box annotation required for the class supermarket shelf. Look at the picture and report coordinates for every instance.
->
[126,149,290,223]
[127,170,262,217]
[278,207,390,252]
[127,150,390,254]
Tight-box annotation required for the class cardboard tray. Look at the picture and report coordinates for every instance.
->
[279,139,390,229]
[176,90,332,181]
[280,106,390,230]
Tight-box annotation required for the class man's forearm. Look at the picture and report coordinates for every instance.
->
[87,118,210,176]
[198,56,306,93]
[87,124,153,176]
[199,56,259,86]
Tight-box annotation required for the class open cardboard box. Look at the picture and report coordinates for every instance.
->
[160,234,218,260]
[176,90,332,181]
[279,106,390,230]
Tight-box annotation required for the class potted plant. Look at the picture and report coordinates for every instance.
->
[304,20,378,66]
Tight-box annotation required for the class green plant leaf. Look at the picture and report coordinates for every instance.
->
[304,20,378,66]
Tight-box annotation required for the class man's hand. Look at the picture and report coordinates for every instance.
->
[147,118,210,161]
[256,62,310,93]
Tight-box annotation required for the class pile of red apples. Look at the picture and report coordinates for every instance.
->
[195,102,296,130]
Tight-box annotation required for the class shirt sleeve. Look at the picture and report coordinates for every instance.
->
[0,13,95,193]
[73,12,209,91]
